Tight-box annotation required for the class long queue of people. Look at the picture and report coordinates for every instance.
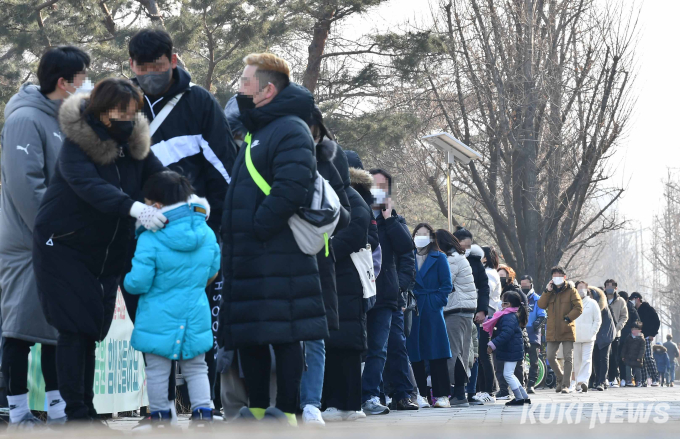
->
[0,28,678,432]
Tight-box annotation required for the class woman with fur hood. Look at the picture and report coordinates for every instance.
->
[588,287,615,391]
[573,281,602,392]
[32,79,167,422]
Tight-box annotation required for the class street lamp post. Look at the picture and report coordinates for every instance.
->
[422,132,482,232]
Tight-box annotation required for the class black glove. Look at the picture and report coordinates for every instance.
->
[564,316,571,323]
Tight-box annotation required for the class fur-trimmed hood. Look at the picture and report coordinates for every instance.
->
[316,138,337,162]
[590,287,608,311]
[349,167,373,191]
[653,344,668,354]
[59,94,151,166]
[469,244,484,259]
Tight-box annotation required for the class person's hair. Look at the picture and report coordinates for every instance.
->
[551,266,566,276]
[618,291,630,301]
[453,226,473,242]
[605,279,618,289]
[482,246,499,269]
[632,320,643,330]
[143,170,194,206]
[435,229,464,256]
[243,53,290,92]
[504,291,528,328]
[498,264,516,283]
[667,334,673,341]
[630,292,643,301]
[129,29,173,64]
[83,78,143,120]
[520,275,533,285]
[575,281,589,289]
[38,46,90,95]
[412,223,441,253]
[369,168,393,194]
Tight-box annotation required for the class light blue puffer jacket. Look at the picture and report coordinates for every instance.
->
[124,196,221,360]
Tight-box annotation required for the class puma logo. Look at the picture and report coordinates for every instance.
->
[53,132,63,142]
[16,144,29,154]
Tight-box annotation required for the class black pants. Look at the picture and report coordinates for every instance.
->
[608,338,621,382]
[56,332,96,420]
[412,359,450,398]
[451,358,468,399]
[591,344,611,386]
[239,342,303,414]
[527,343,540,387]
[1,337,58,396]
[323,348,362,411]
[477,325,496,393]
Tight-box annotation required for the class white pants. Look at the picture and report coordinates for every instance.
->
[573,341,594,384]
[504,361,521,391]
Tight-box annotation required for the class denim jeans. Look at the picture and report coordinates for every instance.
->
[362,307,393,403]
[671,362,676,383]
[466,360,479,395]
[384,310,413,401]
[300,339,325,409]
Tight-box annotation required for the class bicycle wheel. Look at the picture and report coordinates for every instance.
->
[524,354,547,387]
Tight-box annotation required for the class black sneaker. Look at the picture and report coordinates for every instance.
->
[396,398,419,410]
[527,386,536,394]
[495,390,511,400]
[505,399,525,406]
[596,384,604,391]
[132,410,178,433]
[467,395,484,406]
[523,399,532,404]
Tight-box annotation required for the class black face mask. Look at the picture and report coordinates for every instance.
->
[500,277,508,289]
[521,287,531,295]
[236,93,256,113]
[108,120,135,144]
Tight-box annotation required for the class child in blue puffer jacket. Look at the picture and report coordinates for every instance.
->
[483,290,530,406]
[124,171,221,427]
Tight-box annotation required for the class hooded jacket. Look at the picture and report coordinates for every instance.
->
[637,302,661,339]
[349,166,381,271]
[489,312,524,362]
[591,287,615,349]
[32,94,165,340]
[218,83,328,349]
[124,196,220,360]
[136,67,237,232]
[653,344,671,373]
[621,333,646,368]
[527,289,547,345]
[467,244,490,316]
[574,295,601,343]
[607,292,628,338]
[443,251,477,314]
[538,281,583,342]
[0,84,62,344]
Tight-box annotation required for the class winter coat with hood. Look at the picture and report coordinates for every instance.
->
[135,67,237,232]
[0,84,63,344]
[489,312,524,362]
[468,244,490,316]
[538,281,583,342]
[218,83,328,349]
[621,333,646,368]
[486,267,502,314]
[574,294,602,343]
[653,345,671,373]
[637,301,661,339]
[527,289,547,345]
[124,196,220,360]
[314,139,351,332]
[591,287,615,349]
[607,291,629,338]
[325,163,372,351]
[443,251,477,314]
[32,93,165,341]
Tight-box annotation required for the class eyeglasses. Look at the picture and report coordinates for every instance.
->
[502,302,511,306]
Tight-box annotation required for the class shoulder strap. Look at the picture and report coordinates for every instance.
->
[244,133,271,195]
[148,83,194,137]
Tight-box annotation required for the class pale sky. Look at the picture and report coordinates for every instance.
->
[345,0,677,229]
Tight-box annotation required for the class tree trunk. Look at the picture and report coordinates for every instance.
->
[302,9,336,93]
[136,0,164,25]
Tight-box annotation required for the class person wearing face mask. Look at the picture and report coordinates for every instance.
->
[407,224,452,408]
[537,266,583,394]
[128,30,238,411]
[572,281,601,393]
[32,78,167,423]
[603,279,628,388]
[521,275,547,394]
[0,45,90,429]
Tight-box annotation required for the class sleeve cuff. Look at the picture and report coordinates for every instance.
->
[488,341,496,351]
[121,198,136,218]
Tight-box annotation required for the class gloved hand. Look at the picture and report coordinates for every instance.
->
[130,201,167,231]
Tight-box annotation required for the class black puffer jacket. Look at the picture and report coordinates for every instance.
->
[620,301,640,350]
[637,302,660,338]
[395,215,416,308]
[374,210,415,311]
[218,83,328,349]
[468,245,490,315]
[315,140,351,331]
[33,94,165,340]
[326,159,371,351]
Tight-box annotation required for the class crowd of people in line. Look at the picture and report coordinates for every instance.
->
[0,28,677,432]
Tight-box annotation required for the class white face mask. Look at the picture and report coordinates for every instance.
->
[67,78,94,96]
[414,236,431,249]
[578,289,587,299]
[370,188,387,205]
[464,249,471,257]
[553,277,565,286]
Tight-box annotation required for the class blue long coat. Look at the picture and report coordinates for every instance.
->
[124,199,221,361]
[406,250,452,362]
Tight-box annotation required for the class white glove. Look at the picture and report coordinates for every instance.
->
[129,201,167,231]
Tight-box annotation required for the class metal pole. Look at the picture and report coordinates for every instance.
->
[447,162,452,232]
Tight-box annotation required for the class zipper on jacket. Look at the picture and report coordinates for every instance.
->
[98,164,122,279]
[99,282,106,340]
[50,231,76,240]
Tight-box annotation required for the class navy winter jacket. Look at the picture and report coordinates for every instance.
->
[490,313,524,362]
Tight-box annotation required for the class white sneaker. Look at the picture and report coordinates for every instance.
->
[570,380,576,391]
[479,393,496,403]
[610,381,619,388]
[385,396,392,407]
[621,380,626,387]
[651,381,660,387]
[303,405,325,426]
[321,408,361,422]
[433,396,451,408]
[416,395,431,408]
